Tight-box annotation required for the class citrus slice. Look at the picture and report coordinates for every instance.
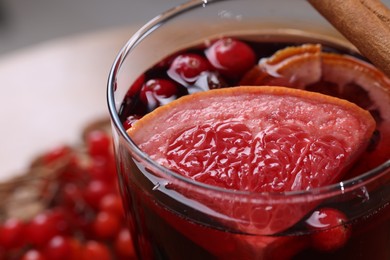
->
[127,86,375,257]
[129,86,375,193]
[240,44,390,176]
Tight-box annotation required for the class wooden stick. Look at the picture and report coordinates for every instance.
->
[308,0,390,78]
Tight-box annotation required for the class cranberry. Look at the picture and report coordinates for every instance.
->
[187,71,228,94]
[83,180,114,210]
[126,74,145,98]
[62,183,83,208]
[69,238,83,259]
[167,53,212,85]
[99,194,125,218]
[43,236,73,260]
[139,79,178,110]
[27,211,60,247]
[42,145,71,165]
[86,130,112,159]
[48,207,72,236]
[21,249,46,260]
[92,211,122,240]
[57,158,85,183]
[121,93,148,119]
[123,115,141,130]
[114,228,135,258]
[81,240,112,260]
[306,208,351,251]
[154,51,183,69]
[67,211,92,238]
[0,218,26,249]
[88,156,117,183]
[205,38,256,79]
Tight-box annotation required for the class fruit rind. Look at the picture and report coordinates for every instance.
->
[129,86,375,140]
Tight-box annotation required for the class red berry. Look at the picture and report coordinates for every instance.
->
[21,249,46,260]
[123,115,141,130]
[86,130,111,158]
[67,212,92,238]
[42,145,71,165]
[43,236,73,260]
[57,157,84,183]
[99,194,125,218]
[126,74,145,97]
[62,183,83,208]
[69,238,83,259]
[48,207,72,236]
[139,79,178,110]
[306,208,351,251]
[187,71,228,93]
[81,240,112,260]
[0,218,26,249]
[27,211,60,247]
[205,38,256,79]
[88,156,117,183]
[92,211,122,240]
[167,53,212,85]
[83,180,114,209]
[154,51,183,69]
[114,228,136,258]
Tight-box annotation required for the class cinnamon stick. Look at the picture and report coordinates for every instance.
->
[308,0,390,78]
[360,0,390,27]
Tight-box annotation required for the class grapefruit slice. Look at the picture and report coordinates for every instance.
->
[127,86,375,257]
[128,86,375,229]
[129,86,375,193]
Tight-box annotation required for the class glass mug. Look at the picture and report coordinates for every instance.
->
[107,0,390,259]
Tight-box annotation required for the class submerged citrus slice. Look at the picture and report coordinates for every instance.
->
[240,44,390,177]
[128,86,375,193]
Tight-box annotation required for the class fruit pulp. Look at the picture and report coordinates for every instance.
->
[116,33,390,259]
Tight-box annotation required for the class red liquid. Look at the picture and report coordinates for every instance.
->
[116,35,390,259]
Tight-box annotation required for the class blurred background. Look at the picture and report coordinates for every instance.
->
[0,0,186,178]
[0,0,185,56]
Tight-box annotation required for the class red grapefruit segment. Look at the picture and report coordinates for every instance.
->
[129,86,375,193]
[127,86,375,256]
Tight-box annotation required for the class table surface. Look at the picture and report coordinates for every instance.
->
[0,26,137,181]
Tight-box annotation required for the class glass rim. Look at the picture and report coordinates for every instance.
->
[107,0,390,199]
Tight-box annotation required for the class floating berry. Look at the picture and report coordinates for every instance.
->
[154,51,183,69]
[205,38,256,79]
[167,53,212,85]
[123,115,141,130]
[187,71,228,94]
[306,208,351,251]
[139,79,179,110]
[125,74,145,98]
